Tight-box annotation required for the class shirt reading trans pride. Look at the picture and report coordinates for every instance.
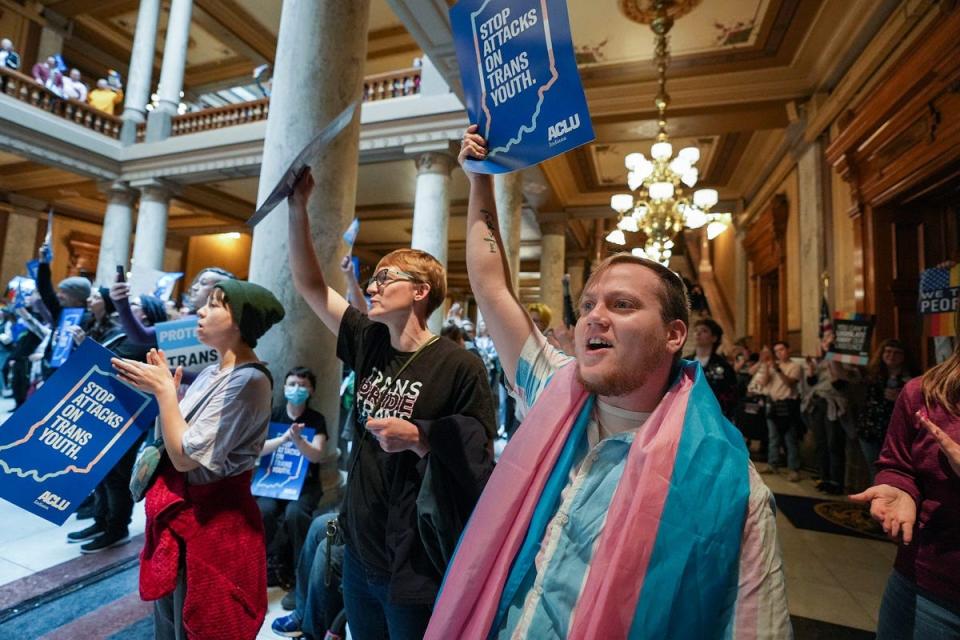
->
[501,334,792,639]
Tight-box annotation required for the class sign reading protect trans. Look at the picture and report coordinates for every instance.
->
[156,316,219,374]
[450,0,595,174]
[251,423,316,501]
[0,339,158,525]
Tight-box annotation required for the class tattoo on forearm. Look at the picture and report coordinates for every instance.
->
[480,209,498,254]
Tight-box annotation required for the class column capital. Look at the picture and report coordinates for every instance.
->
[97,180,137,204]
[414,151,457,176]
[131,178,177,200]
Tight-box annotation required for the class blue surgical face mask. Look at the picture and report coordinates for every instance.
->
[284,385,310,405]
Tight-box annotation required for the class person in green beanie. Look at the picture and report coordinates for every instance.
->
[112,279,284,640]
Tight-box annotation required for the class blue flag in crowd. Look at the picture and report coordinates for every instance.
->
[450,0,595,174]
[0,340,158,524]
[343,218,360,248]
[50,307,84,368]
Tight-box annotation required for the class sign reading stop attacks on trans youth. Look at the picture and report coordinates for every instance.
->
[450,0,595,174]
[0,340,158,525]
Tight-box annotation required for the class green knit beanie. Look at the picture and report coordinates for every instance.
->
[213,279,284,348]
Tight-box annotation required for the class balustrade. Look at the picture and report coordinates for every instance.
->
[0,67,123,138]
[0,65,422,141]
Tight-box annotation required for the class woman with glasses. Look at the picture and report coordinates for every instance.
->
[284,169,496,640]
[857,339,912,483]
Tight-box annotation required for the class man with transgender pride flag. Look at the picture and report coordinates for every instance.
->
[423,126,793,639]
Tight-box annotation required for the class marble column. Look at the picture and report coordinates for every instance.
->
[248,0,371,505]
[95,181,136,284]
[410,148,455,333]
[797,140,826,355]
[130,179,171,271]
[567,261,584,301]
[539,220,566,329]
[494,173,523,292]
[121,0,161,145]
[145,0,192,142]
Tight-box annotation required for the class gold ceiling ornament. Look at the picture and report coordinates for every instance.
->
[618,0,701,26]
[607,0,729,266]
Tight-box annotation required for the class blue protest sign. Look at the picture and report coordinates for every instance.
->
[153,272,183,301]
[156,316,219,374]
[26,260,39,281]
[0,339,158,524]
[251,423,315,500]
[450,0,595,174]
[50,307,84,368]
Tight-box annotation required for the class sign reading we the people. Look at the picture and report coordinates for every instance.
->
[0,340,157,525]
[251,423,315,501]
[156,316,219,374]
[919,264,959,336]
[450,0,595,174]
[825,313,875,366]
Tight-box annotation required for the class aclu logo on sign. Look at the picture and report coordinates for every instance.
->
[35,490,70,511]
[547,113,581,146]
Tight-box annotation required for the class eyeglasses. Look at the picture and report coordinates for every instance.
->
[366,268,419,292]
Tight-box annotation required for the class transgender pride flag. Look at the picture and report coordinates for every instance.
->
[919,264,960,337]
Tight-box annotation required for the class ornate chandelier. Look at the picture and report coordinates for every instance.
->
[606,0,729,265]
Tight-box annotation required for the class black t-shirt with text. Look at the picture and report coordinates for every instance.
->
[337,306,495,604]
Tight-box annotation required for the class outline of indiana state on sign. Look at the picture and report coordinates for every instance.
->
[0,340,157,524]
[451,0,595,174]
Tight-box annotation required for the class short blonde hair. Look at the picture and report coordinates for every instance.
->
[379,248,447,315]
[526,303,552,327]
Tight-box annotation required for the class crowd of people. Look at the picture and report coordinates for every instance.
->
[1,124,956,640]
[0,36,124,114]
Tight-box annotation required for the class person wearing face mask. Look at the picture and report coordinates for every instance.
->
[257,366,328,606]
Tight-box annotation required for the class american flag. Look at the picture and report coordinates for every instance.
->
[920,266,951,292]
[819,295,832,339]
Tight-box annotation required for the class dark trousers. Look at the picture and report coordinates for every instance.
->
[94,433,140,532]
[258,483,323,569]
[877,570,960,639]
[296,512,343,638]
[341,545,431,640]
[10,357,31,407]
[807,397,846,489]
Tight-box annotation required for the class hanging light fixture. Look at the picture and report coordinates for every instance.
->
[608,0,730,266]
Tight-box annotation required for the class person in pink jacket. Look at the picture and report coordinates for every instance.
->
[851,313,960,639]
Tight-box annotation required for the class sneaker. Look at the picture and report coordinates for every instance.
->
[787,470,801,482]
[67,523,104,543]
[281,590,296,611]
[271,612,303,638]
[80,530,130,554]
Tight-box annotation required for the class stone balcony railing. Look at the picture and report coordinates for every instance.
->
[0,67,124,138]
[1,65,421,143]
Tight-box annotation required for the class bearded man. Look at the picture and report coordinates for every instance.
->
[424,126,792,639]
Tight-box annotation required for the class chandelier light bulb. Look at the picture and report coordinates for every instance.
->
[707,220,728,240]
[693,188,719,209]
[633,205,648,221]
[684,206,707,229]
[648,181,674,201]
[618,215,639,232]
[606,228,627,245]
[678,146,700,164]
[610,193,634,213]
[631,247,648,259]
[650,141,673,161]
[681,168,699,187]
[635,159,654,181]
[625,152,646,171]
[669,157,691,176]
[627,171,643,191]
[664,239,675,249]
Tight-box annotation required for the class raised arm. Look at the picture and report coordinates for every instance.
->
[459,125,537,387]
[287,169,350,335]
[339,255,369,314]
